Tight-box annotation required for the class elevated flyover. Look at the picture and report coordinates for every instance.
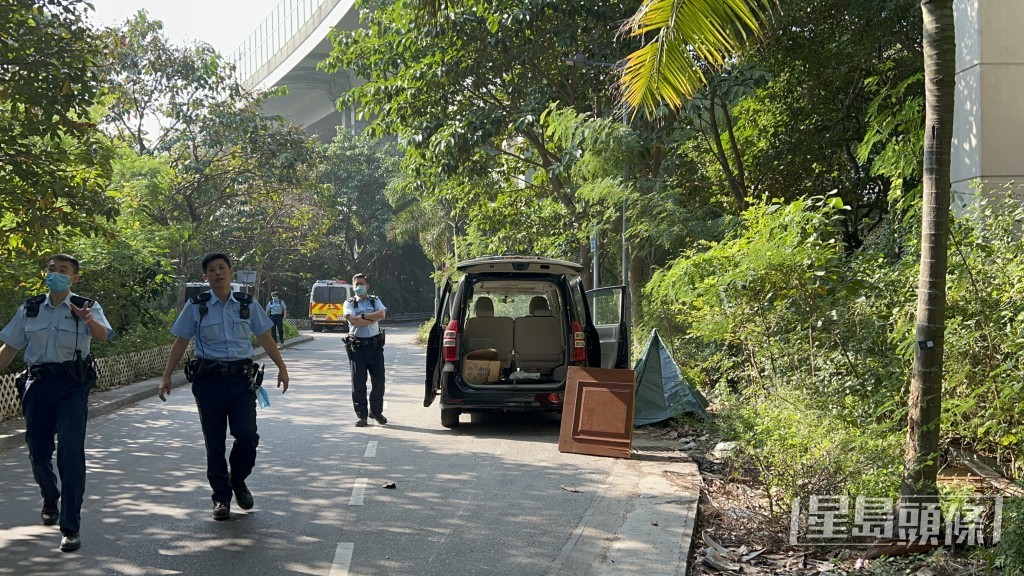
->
[230,0,363,140]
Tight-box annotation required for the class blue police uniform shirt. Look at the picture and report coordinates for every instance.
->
[0,293,114,365]
[170,291,273,361]
[344,295,387,338]
[266,298,287,315]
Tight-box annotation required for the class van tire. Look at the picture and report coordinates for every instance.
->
[312,324,323,332]
[441,408,461,429]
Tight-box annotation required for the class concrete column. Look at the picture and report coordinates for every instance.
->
[952,1,1024,209]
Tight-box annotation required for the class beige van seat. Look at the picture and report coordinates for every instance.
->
[513,297,564,373]
[463,297,514,368]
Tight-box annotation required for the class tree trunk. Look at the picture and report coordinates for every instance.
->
[902,0,955,499]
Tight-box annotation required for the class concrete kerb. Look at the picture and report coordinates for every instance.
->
[0,335,315,455]
[547,437,701,576]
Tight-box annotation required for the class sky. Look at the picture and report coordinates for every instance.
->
[90,0,284,57]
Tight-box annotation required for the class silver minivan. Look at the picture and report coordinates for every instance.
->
[424,255,629,428]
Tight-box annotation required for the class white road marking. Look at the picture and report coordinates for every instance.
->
[364,440,378,458]
[349,478,368,505]
[329,542,354,576]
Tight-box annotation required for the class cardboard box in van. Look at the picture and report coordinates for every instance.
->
[463,349,501,385]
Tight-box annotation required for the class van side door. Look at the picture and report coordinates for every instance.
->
[586,286,629,369]
[424,277,452,407]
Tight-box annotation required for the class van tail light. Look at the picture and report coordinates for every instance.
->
[572,321,586,362]
[443,320,459,362]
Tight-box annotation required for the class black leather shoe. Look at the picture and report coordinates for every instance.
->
[59,533,81,552]
[213,501,230,521]
[355,418,368,427]
[41,502,58,526]
[232,479,254,510]
[371,413,388,425]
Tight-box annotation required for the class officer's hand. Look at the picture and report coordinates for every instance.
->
[71,300,94,323]
[158,375,172,402]
[277,368,289,393]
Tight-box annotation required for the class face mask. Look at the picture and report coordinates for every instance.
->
[354,285,368,296]
[45,272,72,292]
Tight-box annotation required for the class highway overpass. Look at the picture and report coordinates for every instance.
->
[229,0,363,140]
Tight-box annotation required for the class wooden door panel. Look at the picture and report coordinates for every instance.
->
[559,366,635,459]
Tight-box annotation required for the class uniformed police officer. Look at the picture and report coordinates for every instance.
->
[158,252,289,521]
[0,254,114,553]
[343,273,387,427]
[266,292,287,344]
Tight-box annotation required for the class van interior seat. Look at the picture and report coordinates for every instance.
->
[463,296,514,368]
[513,298,564,373]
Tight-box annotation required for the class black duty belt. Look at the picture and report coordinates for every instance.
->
[29,361,78,379]
[194,359,254,377]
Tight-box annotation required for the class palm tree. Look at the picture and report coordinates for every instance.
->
[618,0,957,499]
[903,0,954,500]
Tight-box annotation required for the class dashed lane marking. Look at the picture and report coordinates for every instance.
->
[349,478,367,506]
[364,440,378,458]
[329,542,354,576]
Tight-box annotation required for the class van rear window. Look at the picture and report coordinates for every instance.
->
[312,286,349,304]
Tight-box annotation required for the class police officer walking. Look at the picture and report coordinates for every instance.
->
[266,292,287,344]
[0,254,113,553]
[343,273,387,427]
[158,252,289,521]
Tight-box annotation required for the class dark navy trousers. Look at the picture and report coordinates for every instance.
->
[269,314,285,343]
[22,374,90,536]
[349,345,385,419]
[191,373,259,504]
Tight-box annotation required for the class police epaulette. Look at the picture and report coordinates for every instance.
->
[23,294,46,318]
[190,292,212,305]
[24,294,46,306]
[233,292,252,303]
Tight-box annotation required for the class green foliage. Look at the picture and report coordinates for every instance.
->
[325,0,640,266]
[645,197,912,501]
[102,12,320,294]
[93,314,177,358]
[993,486,1024,575]
[416,318,434,345]
[719,388,902,510]
[646,185,1024,499]
[939,189,1024,473]
[0,0,116,265]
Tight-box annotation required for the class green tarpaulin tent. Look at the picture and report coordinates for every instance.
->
[633,329,708,426]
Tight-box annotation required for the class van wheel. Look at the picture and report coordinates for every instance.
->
[441,408,461,429]
[312,324,323,332]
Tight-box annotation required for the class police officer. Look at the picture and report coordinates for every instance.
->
[343,273,387,427]
[266,292,287,344]
[158,252,289,521]
[0,254,113,553]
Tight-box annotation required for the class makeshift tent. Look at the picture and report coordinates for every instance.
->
[633,329,708,426]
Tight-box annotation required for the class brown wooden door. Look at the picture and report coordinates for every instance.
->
[559,366,636,459]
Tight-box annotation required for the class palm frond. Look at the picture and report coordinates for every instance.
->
[620,0,775,115]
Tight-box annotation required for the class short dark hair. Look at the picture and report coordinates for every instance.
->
[47,254,80,274]
[352,273,368,284]
[201,252,232,272]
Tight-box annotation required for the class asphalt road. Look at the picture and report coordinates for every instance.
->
[0,325,637,575]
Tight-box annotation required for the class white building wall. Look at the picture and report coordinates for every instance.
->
[953,0,1024,208]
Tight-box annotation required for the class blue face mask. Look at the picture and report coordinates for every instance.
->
[354,285,368,296]
[45,272,72,293]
